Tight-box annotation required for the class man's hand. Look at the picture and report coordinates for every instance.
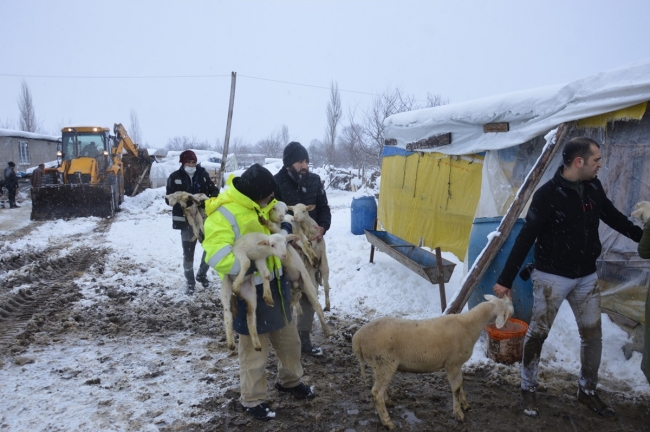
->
[493,283,512,299]
[310,226,325,243]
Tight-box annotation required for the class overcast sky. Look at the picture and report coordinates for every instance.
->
[1,0,649,148]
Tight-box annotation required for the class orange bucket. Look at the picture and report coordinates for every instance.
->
[485,318,529,365]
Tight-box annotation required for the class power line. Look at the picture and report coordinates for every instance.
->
[0,72,380,97]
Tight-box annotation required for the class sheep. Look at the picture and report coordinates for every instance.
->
[289,203,331,311]
[165,191,209,242]
[351,294,514,429]
[265,201,330,336]
[221,232,293,351]
[631,201,650,224]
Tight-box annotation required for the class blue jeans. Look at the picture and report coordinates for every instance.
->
[522,270,601,391]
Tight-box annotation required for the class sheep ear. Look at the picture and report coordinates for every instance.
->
[495,312,508,329]
[287,206,294,211]
[484,294,496,301]
[258,240,270,247]
[306,204,316,212]
[285,234,300,242]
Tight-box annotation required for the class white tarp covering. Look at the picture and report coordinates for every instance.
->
[385,59,650,155]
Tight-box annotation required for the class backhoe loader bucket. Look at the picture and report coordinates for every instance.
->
[31,184,116,220]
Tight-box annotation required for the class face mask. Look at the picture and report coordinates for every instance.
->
[184,166,196,175]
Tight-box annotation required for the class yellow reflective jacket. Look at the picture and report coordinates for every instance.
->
[203,175,281,280]
[203,175,289,334]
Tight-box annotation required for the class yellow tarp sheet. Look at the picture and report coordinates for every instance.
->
[378,151,483,259]
[577,101,647,128]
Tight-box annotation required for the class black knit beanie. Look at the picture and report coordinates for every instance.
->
[233,163,277,201]
[282,141,309,167]
[8,161,15,167]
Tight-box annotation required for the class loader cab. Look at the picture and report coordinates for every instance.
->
[60,127,110,161]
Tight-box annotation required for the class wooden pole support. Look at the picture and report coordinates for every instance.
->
[435,247,447,312]
[445,122,574,315]
[217,71,237,190]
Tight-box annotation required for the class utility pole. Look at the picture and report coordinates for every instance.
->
[218,71,237,189]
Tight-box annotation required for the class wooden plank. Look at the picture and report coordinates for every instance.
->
[435,247,447,312]
[445,122,575,315]
[384,138,398,146]
[406,133,451,151]
[483,122,510,133]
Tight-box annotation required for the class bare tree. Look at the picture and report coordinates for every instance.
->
[255,129,284,158]
[280,124,290,146]
[165,136,211,151]
[324,81,342,166]
[307,138,327,167]
[0,118,17,129]
[129,110,142,145]
[229,136,254,155]
[18,80,39,132]
[358,87,447,168]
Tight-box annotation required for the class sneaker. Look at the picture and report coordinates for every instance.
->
[577,386,616,420]
[241,402,275,421]
[521,387,539,418]
[195,274,210,288]
[275,382,315,400]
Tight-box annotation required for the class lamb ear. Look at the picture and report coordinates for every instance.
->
[285,234,300,242]
[495,312,508,329]
[306,204,316,211]
[484,294,496,301]
[287,206,294,211]
[258,240,270,247]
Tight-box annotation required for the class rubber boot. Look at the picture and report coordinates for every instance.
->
[183,258,195,295]
[299,331,323,357]
[195,253,210,288]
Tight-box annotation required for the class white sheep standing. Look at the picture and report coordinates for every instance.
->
[220,232,293,351]
[165,191,209,242]
[352,294,514,429]
[265,201,330,336]
[288,203,331,311]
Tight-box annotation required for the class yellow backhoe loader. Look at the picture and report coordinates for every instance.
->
[31,124,152,220]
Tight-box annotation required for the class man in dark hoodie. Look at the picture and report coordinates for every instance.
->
[274,142,331,356]
[166,150,219,294]
[4,162,19,208]
[493,137,643,420]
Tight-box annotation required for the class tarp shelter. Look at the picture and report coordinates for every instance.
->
[381,59,650,326]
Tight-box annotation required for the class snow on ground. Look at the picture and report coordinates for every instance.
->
[0,184,648,430]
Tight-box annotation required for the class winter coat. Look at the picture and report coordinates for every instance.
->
[3,166,18,191]
[31,167,44,188]
[166,164,219,229]
[202,176,291,334]
[497,167,643,288]
[274,168,331,232]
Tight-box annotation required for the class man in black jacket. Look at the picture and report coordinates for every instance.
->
[166,150,219,294]
[493,137,643,420]
[4,161,19,208]
[274,142,331,356]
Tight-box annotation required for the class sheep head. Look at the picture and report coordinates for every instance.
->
[269,201,288,223]
[631,201,650,224]
[484,294,514,328]
[288,203,316,224]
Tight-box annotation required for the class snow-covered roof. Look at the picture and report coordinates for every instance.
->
[0,128,60,142]
[384,58,650,155]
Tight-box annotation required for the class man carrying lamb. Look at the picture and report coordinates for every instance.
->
[202,164,315,421]
[274,141,331,356]
[493,137,643,420]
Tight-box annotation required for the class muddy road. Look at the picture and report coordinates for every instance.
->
[0,211,648,431]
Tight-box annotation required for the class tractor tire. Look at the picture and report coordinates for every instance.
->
[104,173,119,212]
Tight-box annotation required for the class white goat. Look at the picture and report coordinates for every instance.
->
[165,191,209,242]
[352,295,514,429]
[632,201,650,224]
[265,202,330,336]
[289,203,331,311]
[221,232,292,351]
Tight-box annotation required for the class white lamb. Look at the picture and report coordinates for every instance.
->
[220,232,293,351]
[265,201,330,336]
[631,201,650,224]
[165,191,209,242]
[352,295,514,429]
[288,203,331,311]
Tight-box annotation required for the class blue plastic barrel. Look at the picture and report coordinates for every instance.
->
[351,196,377,235]
[467,217,535,323]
